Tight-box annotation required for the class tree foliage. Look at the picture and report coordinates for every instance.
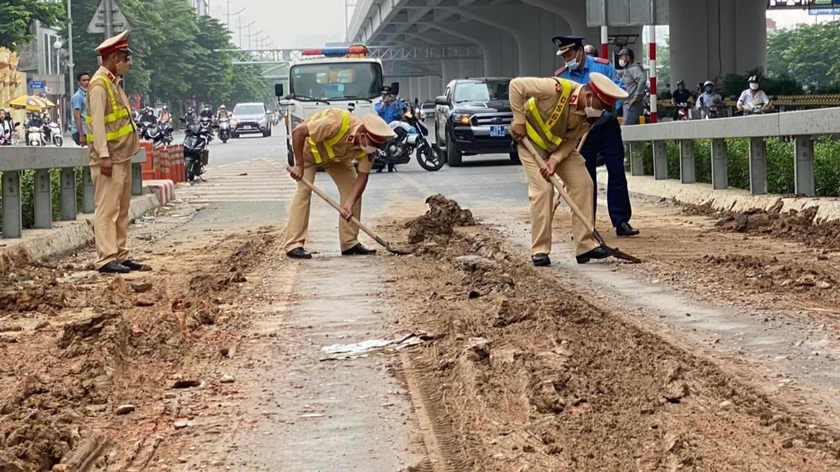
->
[0,0,66,51]
[767,20,840,93]
[66,0,271,111]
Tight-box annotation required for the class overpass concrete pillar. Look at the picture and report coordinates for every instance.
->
[441,60,460,86]
[430,22,517,77]
[669,0,767,90]
[455,6,572,76]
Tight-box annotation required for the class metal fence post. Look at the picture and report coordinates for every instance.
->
[82,167,95,214]
[2,171,23,238]
[711,138,728,190]
[629,142,645,176]
[679,139,695,183]
[33,169,53,229]
[60,168,77,220]
[794,136,815,197]
[749,137,767,195]
[131,163,143,196]
[653,140,668,180]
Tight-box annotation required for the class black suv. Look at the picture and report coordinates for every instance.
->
[434,77,518,167]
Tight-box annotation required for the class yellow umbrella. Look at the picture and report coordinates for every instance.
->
[4,95,56,112]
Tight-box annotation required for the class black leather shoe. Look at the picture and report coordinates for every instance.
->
[98,261,130,274]
[341,243,377,256]
[121,260,151,272]
[616,222,640,237]
[531,253,551,267]
[287,247,312,259]
[576,247,611,264]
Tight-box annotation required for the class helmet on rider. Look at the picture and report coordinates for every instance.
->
[677,80,685,87]
[162,105,168,111]
[219,105,226,110]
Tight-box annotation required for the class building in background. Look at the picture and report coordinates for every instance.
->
[766,18,778,33]
[16,20,66,126]
[187,0,210,16]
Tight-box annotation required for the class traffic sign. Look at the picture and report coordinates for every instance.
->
[29,81,46,90]
[87,0,131,34]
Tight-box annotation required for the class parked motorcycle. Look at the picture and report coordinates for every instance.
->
[218,117,231,143]
[181,117,211,182]
[373,106,443,172]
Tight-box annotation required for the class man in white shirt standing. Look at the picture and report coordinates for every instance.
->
[737,76,771,115]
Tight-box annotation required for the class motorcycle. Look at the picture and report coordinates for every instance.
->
[676,103,690,121]
[198,116,214,143]
[181,117,211,182]
[218,117,231,143]
[27,126,44,146]
[138,120,168,148]
[373,106,443,172]
[158,120,174,146]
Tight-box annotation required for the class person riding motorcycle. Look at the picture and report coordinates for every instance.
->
[374,86,405,172]
[139,106,157,126]
[199,105,214,120]
[217,104,230,120]
[737,75,772,115]
[696,81,722,119]
[158,105,172,124]
[183,108,197,124]
[26,111,44,129]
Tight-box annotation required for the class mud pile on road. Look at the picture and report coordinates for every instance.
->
[685,202,840,250]
[405,194,476,244]
[389,214,840,471]
[0,229,277,472]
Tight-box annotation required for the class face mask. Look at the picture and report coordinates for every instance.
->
[565,59,579,70]
[750,83,759,91]
[584,96,604,119]
[115,59,131,75]
[360,135,379,154]
[705,86,713,93]
[619,59,627,68]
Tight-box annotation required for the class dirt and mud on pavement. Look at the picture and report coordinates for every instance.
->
[0,201,281,472]
[6,190,840,472]
[372,195,840,471]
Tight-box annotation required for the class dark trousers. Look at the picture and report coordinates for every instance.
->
[579,118,632,228]
[72,132,80,145]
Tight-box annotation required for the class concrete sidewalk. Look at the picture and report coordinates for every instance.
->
[0,191,161,272]
[603,171,840,222]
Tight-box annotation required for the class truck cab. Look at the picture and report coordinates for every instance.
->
[276,46,397,165]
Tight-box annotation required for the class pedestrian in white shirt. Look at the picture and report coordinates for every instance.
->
[737,76,771,115]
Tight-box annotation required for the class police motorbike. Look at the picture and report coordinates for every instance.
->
[218,117,231,143]
[373,106,444,172]
[181,117,211,182]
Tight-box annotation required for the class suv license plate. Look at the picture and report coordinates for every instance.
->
[490,125,506,137]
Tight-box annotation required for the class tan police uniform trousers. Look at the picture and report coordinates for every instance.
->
[91,160,133,269]
[518,142,599,256]
[285,156,363,253]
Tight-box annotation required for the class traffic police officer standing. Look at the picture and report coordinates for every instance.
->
[86,31,148,274]
[554,35,640,237]
[509,72,628,266]
[285,109,396,259]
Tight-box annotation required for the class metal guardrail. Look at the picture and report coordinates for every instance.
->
[621,107,840,197]
[0,148,147,239]
[719,95,840,109]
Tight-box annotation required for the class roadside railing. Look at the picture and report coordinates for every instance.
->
[0,148,146,238]
[622,107,840,197]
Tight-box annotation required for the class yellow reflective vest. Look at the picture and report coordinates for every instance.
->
[85,76,135,143]
[525,78,573,153]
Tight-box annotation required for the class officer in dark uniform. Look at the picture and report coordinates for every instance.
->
[553,35,639,237]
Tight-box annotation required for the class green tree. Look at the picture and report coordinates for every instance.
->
[1,0,66,50]
[229,64,272,105]
[189,16,234,106]
[767,20,840,92]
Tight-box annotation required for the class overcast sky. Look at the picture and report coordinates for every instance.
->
[209,0,350,49]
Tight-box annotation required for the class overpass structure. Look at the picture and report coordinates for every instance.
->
[346,0,769,103]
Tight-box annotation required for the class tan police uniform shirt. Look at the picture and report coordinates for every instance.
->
[87,66,140,165]
[303,109,375,173]
[509,77,590,163]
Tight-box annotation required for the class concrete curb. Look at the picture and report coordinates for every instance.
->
[605,172,840,223]
[0,192,161,273]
